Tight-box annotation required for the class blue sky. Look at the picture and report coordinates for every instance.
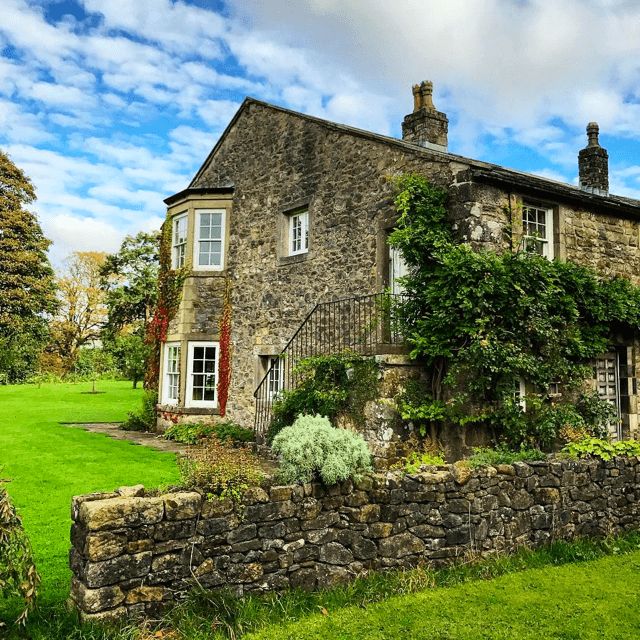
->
[2,0,640,268]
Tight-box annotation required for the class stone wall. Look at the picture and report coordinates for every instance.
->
[70,456,640,622]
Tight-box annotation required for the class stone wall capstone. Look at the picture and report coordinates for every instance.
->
[69,458,640,622]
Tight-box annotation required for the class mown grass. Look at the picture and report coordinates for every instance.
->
[2,382,640,638]
[245,550,640,639]
[0,380,179,625]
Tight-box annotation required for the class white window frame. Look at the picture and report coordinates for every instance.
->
[194,209,225,270]
[267,356,282,398]
[514,378,526,411]
[289,210,309,256]
[162,342,180,405]
[522,203,554,260]
[172,213,188,269]
[389,246,408,295]
[185,341,219,408]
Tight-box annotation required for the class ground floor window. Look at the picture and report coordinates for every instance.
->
[162,343,181,404]
[389,246,408,295]
[258,355,283,398]
[596,351,622,440]
[186,342,219,408]
[267,356,282,397]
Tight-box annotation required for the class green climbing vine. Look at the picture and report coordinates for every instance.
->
[389,173,640,448]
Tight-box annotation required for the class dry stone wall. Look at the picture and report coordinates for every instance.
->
[70,456,640,622]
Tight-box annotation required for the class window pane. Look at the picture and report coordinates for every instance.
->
[194,346,204,359]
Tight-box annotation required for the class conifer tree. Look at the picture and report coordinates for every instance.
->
[0,149,58,382]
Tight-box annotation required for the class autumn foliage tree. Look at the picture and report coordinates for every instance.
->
[45,251,108,374]
[0,149,58,382]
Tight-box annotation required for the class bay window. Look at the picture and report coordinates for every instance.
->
[186,342,219,407]
[163,343,180,404]
[172,213,188,269]
[195,209,225,269]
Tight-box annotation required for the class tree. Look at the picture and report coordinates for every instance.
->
[99,231,159,339]
[0,149,58,383]
[99,232,159,388]
[48,251,108,373]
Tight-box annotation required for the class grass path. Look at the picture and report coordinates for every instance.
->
[245,551,640,640]
[0,381,179,613]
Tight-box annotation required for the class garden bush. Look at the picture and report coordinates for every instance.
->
[164,421,254,445]
[561,436,640,461]
[466,444,547,468]
[271,414,372,485]
[392,448,445,474]
[120,390,158,431]
[0,482,40,625]
[177,435,263,504]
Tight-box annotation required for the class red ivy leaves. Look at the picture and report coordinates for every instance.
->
[217,278,233,417]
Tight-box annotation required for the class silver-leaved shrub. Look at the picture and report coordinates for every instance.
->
[271,414,372,485]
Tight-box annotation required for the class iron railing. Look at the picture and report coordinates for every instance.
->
[253,293,407,438]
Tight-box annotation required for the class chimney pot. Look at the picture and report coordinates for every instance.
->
[402,80,448,152]
[579,122,609,195]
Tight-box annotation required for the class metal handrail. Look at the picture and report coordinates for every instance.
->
[253,293,407,438]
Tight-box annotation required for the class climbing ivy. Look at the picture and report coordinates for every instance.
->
[145,221,190,390]
[388,174,640,448]
[217,277,233,416]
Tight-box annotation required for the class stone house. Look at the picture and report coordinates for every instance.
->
[156,81,640,457]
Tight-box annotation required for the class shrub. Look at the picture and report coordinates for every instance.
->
[466,444,546,468]
[392,449,445,474]
[177,435,263,504]
[271,414,372,485]
[164,421,254,445]
[268,352,380,442]
[0,482,40,625]
[561,437,640,461]
[120,390,158,431]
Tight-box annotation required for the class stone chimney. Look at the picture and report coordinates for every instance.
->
[578,122,609,196]
[401,81,448,152]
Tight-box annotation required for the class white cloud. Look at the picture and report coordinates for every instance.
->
[3,0,640,263]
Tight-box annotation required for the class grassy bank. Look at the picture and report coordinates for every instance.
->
[0,380,179,619]
[245,550,640,639]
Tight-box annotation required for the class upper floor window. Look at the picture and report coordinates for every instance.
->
[289,210,309,255]
[172,213,188,269]
[195,209,225,269]
[523,204,553,260]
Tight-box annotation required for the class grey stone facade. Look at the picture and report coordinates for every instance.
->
[69,456,640,622]
[157,86,640,451]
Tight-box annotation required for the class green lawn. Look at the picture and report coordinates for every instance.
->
[0,380,179,616]
[245,552,640,640]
